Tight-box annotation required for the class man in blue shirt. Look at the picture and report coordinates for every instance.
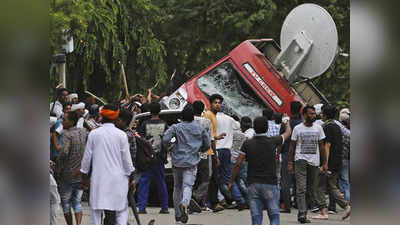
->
[163,104,211,224]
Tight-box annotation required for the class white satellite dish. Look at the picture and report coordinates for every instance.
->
[274,3,338,83]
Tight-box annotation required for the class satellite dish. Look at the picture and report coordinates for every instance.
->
[274,3,338,82]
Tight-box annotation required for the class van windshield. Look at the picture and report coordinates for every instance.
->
[197,61,268,119]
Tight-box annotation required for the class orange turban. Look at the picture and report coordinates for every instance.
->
[100,108,120,120]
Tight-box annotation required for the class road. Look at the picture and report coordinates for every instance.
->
[57,202,350,225]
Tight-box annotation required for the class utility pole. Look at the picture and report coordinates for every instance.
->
[53,54,67,88]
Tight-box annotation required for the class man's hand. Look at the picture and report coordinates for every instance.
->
[227,182,233,191]
[80,179,89,190]
[288,162,294,174]
[216,157,221,167]
[215,133,226,140]
[56,145,62,153]
[129,180,136,194]
[321,163,328,173]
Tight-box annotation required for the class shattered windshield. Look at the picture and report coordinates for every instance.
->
[197,61,268,119]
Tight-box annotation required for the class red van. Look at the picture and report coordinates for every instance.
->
[161,39,327,118]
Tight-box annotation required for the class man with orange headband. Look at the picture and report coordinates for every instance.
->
[80,104,135,225]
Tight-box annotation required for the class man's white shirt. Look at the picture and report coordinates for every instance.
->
[80,123,134,210]
[291,123,325,166]
[216,112,240,149]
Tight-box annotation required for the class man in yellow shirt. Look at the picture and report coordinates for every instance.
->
[203,94,227,212]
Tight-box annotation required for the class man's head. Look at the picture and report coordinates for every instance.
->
[149,102,161,116]
[313,103,323,119]
[321,104,337,120]
[339,108,350,128]
[100,104,120,123]
[209,94,223,113]
[89,104,100,117]
[133,101,142,114]
[63,104,72,113]
[193,100,205,116]
[339,108,350,122]
[71,102,86,117]
[62,111,79,129]
[115,109,133,130]
[240,116,252,132]
[302,105,316,124]
[68,93,79,104]
[290,101,302,116]
[262,108,273,120]
[182,104,195,122]
[273,113,283,124]
[57,88,69,104]
[253,116,269,134]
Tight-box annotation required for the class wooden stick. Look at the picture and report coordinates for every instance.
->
[84,90,107,105]
[150,80,160,91]
[170,69,176,81]
[150,69,176,91]
[119,61,130,100]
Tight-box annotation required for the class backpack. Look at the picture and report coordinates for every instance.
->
[134,132,158,172]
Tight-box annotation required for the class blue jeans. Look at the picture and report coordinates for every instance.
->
[58,182,83,214]
[172,166,197,217]
[217,149,245,204]
[137,163,169,211]
[248,183,280,225]
[232,159,248,198]
[339,159,350,202]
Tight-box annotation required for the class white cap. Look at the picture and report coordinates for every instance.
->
[339,108,350,122]
[71,102,85,112]
[134,101,142,107]
[282,116,290,123]
[68,93,78,102]
[313,103,323,115]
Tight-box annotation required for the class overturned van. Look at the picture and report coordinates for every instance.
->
[161,39,328,118]
[161,4,338,118]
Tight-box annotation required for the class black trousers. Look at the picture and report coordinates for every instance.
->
[280,152,293,209]
[192,155,212,203]
[207,155,219,207]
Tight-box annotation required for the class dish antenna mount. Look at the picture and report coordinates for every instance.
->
[274,3,338,83]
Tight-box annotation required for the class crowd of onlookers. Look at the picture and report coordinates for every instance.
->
[49,87,350,225]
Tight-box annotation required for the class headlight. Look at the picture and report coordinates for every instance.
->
[168,97,181,109]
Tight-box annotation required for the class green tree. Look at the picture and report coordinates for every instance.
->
[50,0,168,102]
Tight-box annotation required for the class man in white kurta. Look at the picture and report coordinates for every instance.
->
[80,112,135,225]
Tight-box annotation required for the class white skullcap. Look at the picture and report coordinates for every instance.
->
[282,116,290,123]
[313,103,323,115]
[71,102,85,111]
[67,93,78,102]
[339,108,350,122]
[69,93,78,99]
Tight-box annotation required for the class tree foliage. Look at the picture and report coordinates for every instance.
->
[50,0,167,101]
[50,0,349,108]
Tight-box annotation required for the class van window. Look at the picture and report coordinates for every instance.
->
[197,61,268,119]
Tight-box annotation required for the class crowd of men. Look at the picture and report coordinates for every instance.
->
[49,87,351,225]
